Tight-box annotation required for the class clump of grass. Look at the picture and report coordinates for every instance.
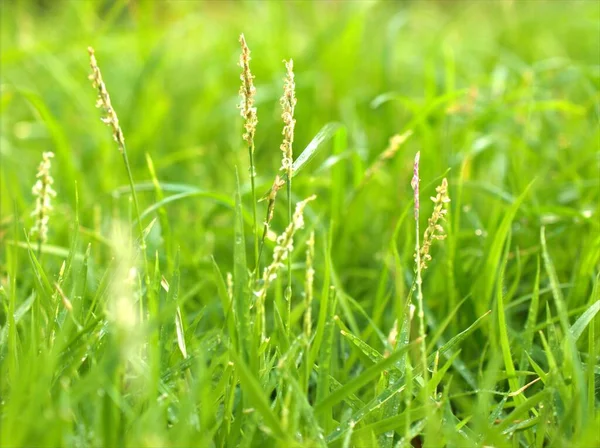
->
[255,194,316,342]
[30,151,56,252]
[2,4,598,447]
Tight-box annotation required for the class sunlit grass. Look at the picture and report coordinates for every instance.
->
[0,1,598,447]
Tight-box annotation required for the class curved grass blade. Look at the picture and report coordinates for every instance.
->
[343,406,428,443]
[145,152,173,271]
[168,250,187,360]
[280,370,328,448]
[233,169,253,370]
[316,287,337,432]
[496,230,522,399]
[429,310,492,365]
[24,235,54,317]
[312,365,366,411]
[293,122,344,176]
[136,191,239,222]
[541,227,587,433]
[541,227,571,335]
[496,390,550,432]
[315,337,422,414]
[519,256,541,377]
[212,257,237,350]
[478,181,533,314]
[426,296,469,352]
[260,123,344,201]
[569,300,600,341]
[336,316,385,364]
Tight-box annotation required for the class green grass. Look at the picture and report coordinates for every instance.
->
[1,1,599,447]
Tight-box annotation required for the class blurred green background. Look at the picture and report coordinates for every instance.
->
[1,0,598,335]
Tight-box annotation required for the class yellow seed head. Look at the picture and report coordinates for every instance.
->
[418,178,450,270]
[31,151,56,245]
[264,175,286,229]
[238,34,258,150]
[256,195,316,303]
[361,130,413,187]
[88,47,125,149]
[279,59,296,179]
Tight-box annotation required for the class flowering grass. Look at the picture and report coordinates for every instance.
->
[0,1,599,447]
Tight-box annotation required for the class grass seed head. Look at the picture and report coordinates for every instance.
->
[31,151,56,245]
[257,195,316,302]
[279,59,296,179]
[265,175,286,229]
[238,34,258,150]
[411,151,420,221]
[419,178,450,270]
[227,272,233,301]
[88,47,125,149]
[362,130,413,187]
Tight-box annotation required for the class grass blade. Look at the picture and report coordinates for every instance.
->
[229,350,289,443]
[233,169,253,370]
[478,181,533,313]
[260,123,344,201]
[569,300,600,341]
[314,337,421,413]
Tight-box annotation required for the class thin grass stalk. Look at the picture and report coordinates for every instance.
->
[286,177,293,337]
[280,59,296,338]
[238,34,259,274]
[410,152,429,400]
[145,153,173,273]
[410,153,451,439]
[259,175,284,262]
[88,47,149,287]
[7,203,19,385]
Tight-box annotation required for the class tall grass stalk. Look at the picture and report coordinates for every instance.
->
[238,34,259,273]
[255,195,315,343]
[410,152,428,389]
[88,47,149,286]
[280,59,297,336]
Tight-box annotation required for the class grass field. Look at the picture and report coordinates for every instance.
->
[1,1,599,446]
